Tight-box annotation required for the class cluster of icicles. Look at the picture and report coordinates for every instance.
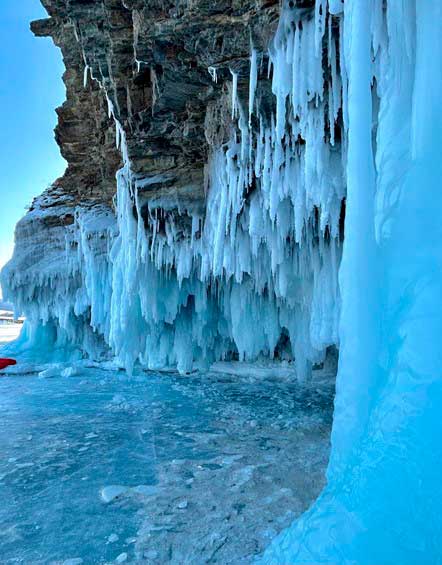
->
[4,1,347,376]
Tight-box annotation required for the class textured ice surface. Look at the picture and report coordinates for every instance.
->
[0,367,334,563]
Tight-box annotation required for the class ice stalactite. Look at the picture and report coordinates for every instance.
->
[330,0,380,476]
[248,49,258,126]
[102,1,345,376]
[261,0,442,562]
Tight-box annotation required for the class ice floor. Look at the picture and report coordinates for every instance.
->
[0,365,334,564]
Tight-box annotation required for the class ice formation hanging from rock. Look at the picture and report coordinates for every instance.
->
[2,0,345,377]
[261,0,442,562]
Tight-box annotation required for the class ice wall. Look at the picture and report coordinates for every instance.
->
[261,0,442,562]
[0,195,116,363]
[1,0,345,376]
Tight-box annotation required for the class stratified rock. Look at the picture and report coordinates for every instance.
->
[31,0,284,212]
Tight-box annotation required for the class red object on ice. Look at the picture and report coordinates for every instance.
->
[0,358,17,371]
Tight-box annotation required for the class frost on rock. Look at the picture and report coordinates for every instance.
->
[1,0,345,379]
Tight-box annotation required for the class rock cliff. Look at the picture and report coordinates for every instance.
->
[31,0,284,209]
[2,0,344,375]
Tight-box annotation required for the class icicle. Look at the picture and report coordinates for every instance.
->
[208,66,218,83]
[115,123,121,150]
[230,70,238,120]
[314,0,327,57]
[248,49,258,126]
[83,65,89,88]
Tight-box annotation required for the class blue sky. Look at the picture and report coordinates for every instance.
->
[0,0,67,274]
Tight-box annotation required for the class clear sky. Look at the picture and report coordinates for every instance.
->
[0,0,67,277]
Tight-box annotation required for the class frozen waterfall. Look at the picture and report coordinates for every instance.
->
[261,0,442,563]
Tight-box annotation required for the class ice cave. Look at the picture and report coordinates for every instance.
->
[1,0,441,562]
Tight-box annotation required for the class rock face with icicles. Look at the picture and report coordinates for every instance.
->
[2,0,345,376]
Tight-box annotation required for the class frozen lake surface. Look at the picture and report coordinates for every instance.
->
[0,365,334,564]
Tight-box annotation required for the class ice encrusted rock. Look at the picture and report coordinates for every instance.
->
[100,486,129,504]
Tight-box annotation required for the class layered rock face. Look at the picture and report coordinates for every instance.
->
[2,0,344,375]
[33,0,282,206]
